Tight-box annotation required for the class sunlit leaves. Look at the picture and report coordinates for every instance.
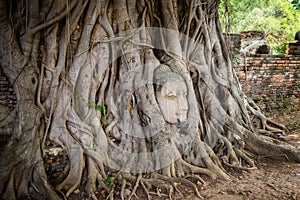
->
[219,0,300,54]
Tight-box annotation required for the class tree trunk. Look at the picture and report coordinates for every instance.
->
[0,0,299,199]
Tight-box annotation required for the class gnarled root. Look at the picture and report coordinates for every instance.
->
[247,97,287,135]
[101,154,235,200]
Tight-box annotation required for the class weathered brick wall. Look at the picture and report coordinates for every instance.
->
[0,68,17,109]
[223,33,241,57]
[235,55,300,98]
[240,30,266,41]
[287,43,300,55]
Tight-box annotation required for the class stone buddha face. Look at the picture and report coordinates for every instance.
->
[153,65,188,124]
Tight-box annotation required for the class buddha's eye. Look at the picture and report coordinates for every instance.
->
[167,93,177,98]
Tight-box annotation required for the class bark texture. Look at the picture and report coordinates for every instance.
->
[0,0,299,199]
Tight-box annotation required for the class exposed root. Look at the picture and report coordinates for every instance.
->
[128,174,142,200]
[172,182,184,197]
[112,164,212,200]
[219,135,240,166]
[180,158,229,180]
[148,191,168,197]
[107,183,116,200]
[184,174,206,185]
[85,158,104,200]
[152,172,203,199]
[234,148,255,167]
[247,97,287,134]
[257,154,289,162]
[55,145,84,197]
[120,179,126,200]
[223,161,257,171]
[140,180,151,200]
[203,142,226,171]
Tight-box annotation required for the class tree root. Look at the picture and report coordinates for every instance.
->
[102,153,240,200]
[184,174,206,185]
[140,180,151,200]
[222,160,256,171]
[257,154,289,162]
[85,158,105,200]
[247,97,287,134]
[152,172,203,199]
[104,164,220,200]
[226,117,300,163]
[128,174,142,200]
[55,145,84,197]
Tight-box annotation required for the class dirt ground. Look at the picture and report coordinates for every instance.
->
[69,97,300,200]
[200,160,300,200]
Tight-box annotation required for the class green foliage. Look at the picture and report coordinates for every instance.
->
[219,0,300,54]
[252,95,266,102]
[106,176,111,186]
[279,99,293,108]
[87,103,107,118]
[80,96,108,118]
[232,57,241,68]
[290,0,300,9]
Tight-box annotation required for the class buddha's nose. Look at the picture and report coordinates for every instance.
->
[178,96,188,113]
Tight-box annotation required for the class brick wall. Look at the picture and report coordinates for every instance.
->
[235,55,300,98]
[223,33,241,58]
[240,30,266,41]
[0,68,17,109]
[287,43,300,55]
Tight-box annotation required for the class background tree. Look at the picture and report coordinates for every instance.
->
[219,0,300,54]
[0,0,299,199]
[290,0,300,9]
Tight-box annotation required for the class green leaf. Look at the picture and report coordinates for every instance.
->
[85,102,107,118]
[106,176,111,186]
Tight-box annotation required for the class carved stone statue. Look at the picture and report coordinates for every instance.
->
[153,64,188,124]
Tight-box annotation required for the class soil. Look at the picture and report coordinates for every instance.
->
[68,97,300,200]
[199,159,300,200]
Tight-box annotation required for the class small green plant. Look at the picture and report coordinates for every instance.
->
[79,96,108,118]
[90,103,107,118]
[87,103,107,118]
[252,96,266,103]
[232,57,241,68]
[106,176,111,186]
[279,99,292,109]
[288,122,294,126]
[260,97,266,102]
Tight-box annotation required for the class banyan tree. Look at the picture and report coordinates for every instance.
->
[0,0,299,199]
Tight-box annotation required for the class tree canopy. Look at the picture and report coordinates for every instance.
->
[219,0,300,54]
[290,0,300,9]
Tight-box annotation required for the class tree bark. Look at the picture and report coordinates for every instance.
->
[0,0,299,199]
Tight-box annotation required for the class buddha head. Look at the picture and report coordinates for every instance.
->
[153,64,188,124]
